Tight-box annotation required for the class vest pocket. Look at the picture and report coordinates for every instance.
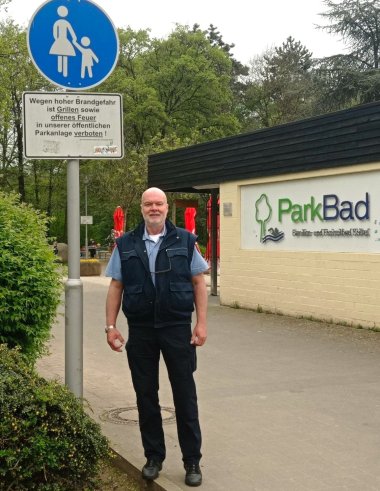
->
[169,282,194,311]
[121,249,139,258]
[166,247,188,269]
[121,250,142,284]
[123,284,146,313]
[166,247,188,257]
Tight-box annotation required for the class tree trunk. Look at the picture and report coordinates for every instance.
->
[33,161,40,207]
[13,93,25,201]
[47,162,54,217]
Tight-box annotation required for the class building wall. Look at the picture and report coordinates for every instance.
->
[219,163,380,329]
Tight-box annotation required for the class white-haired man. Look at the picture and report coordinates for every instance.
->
[105,187,208,487]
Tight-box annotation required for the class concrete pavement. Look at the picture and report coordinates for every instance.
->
[37,273,380,491]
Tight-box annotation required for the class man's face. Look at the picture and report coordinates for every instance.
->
[141,190,169,230]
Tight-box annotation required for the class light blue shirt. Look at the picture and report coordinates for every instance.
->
[105,227,209,284]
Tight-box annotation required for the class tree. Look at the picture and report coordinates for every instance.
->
[0,20,49,201]
[88,25,242,238]
[196,23,250,128]
[142,25,241,141]
[244,37,316,129]
[319,0,380,69]
[100,28,168,150]
[0,19,66,239]
[0,0,10,13]
[82,151,147,234]
[243,51,277,129]
[265,37,315,124]
[316,0,380,105]
[0,22,242,244]
[203,23,248,79]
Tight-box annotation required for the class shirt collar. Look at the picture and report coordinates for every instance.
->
[143,224,166,241]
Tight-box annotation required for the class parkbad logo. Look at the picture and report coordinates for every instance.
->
[255,194,285,243]
[254,192,370,244]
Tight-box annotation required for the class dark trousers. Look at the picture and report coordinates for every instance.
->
[126,324,202,464]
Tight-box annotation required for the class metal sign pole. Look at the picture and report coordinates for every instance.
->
[84,178,89,259]
[26,0,121,402]
[210,189,218,296]
[65,159,83,398]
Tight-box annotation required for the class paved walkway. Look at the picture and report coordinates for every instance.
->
[37,274,380,491]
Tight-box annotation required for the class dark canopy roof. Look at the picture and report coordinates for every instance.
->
[148,100,380,193]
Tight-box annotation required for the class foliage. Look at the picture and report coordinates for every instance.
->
[201,23,249,79]
[0,0,10,11]
[319,0,380,69]
[265,37,315,123]
[2,4,379,244]
[193,23,250,123]
[80,151,147,236]
[0,19,51,201]
[316,0,380,106]
[84,25,242,240]
[0,192,62,363]
[0,345,110,490]
[141,25,241,141]
[244,37,317,129]
[101,25,241,145]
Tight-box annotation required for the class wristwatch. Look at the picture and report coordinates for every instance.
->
[105,324,116,333]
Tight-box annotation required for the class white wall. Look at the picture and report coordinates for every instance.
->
[220,163,380,328]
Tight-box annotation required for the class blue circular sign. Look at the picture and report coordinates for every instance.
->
[27,0,119,90]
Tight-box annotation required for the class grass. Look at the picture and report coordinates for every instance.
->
[94,459,140,490]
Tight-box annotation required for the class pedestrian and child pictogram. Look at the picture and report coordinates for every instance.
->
[27,0,119,90]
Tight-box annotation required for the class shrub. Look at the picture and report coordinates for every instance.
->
[0,345,110,490]
[0,192,62,363]
[197,242,206,257]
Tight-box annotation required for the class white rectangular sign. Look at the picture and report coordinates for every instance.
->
[81,216,93,225]
[241,171,380,253]
[23,92,123,159]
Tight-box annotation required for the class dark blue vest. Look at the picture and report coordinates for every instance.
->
[116,220,197,328]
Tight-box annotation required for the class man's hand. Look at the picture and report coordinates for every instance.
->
[106,279,124,352]
[107,328,125,352]
[191,272,208,347]
[191,322,207,346]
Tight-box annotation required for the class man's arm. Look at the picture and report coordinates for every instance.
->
[191,273,208,346]
[105,279,125,352]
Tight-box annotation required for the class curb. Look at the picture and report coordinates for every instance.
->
[111,449,183,491]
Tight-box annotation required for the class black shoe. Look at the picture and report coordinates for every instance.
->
[142,459,162,480]
[185,463,202,487]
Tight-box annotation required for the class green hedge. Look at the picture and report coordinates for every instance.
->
[0,345,110,490]
[0,192,62,363]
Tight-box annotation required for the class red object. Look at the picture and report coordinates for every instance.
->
[113,206,124,239]
[184,207,197,234]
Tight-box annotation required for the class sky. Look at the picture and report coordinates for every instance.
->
[2,0,346,65]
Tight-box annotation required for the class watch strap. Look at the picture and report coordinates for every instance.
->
[105,324,116,333]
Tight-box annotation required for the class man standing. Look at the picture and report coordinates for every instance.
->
[105,187,208,487]
[89,238,97,258]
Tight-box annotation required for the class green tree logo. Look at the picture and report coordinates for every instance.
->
[255,193,272,242]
